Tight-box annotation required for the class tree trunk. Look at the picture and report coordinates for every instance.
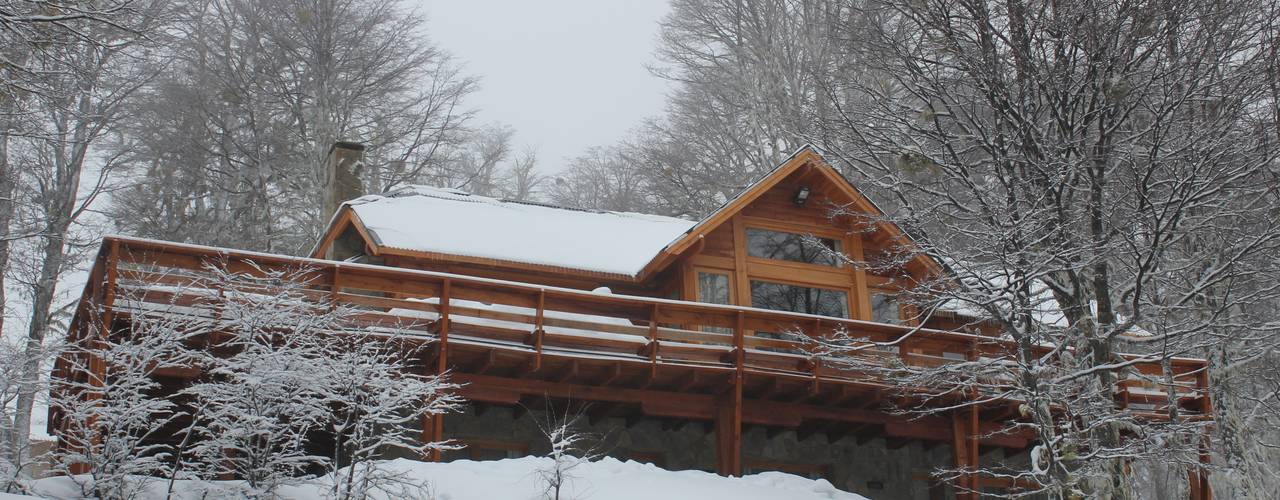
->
[0,130,15,336]
[9,223,68,467]
[1211,346,1261,499]
[0,129,15,452]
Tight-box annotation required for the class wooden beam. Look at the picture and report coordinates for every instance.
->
[454,373,715,419]
[425,279,451,462]
[951,407,980,500]
[716,311,746,477]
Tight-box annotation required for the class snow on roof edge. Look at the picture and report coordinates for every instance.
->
[340,186,697,277]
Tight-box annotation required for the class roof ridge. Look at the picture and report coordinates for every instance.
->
[378,183,693,223]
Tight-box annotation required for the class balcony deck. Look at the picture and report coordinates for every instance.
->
[52,236,1212,493]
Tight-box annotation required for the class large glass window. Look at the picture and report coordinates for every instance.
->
[870,292,900,324]
[746,228,842,267]
[750,280,849,318]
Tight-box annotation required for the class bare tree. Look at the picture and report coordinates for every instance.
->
[171,262,459,497]
[806,0,1280,497]
[546,146,655,212]
[51,312,194,500]
[321,330,461,500]
[500,147,543,202]
[0,339,47,493]
[532,405,603,500]
[556,0,863,217]
[107,0,480,253]
[3,0,171,473]
[0,1,157,100]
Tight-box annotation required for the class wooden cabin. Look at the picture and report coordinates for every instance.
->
[51,146,1212,500]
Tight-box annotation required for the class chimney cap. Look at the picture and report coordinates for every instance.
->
[330,141,366,153]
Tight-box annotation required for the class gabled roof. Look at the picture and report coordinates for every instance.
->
[633,146,941,280]
[323,186,696,278]
[313,145,939,282]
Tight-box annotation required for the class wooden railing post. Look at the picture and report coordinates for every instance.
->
[715,311,745,477]
[808,319,822,395]
[329,264,341,310]
[646,304,659,381]
[1190,367,1213,500]
[530,289,545,372]
[425,279,451,462]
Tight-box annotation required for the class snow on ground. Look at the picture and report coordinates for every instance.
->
[17,457,870,500]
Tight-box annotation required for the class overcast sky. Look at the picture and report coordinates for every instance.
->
[420,0,672,174]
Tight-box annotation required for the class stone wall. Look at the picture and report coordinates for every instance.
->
[441,404,976,500]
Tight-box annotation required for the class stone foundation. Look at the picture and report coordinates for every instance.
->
[440,404,987,500]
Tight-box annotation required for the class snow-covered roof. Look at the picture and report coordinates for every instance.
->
[930,266,1154,338]
[345,186,697,277]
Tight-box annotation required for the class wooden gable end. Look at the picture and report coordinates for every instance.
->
[653,147,939,325]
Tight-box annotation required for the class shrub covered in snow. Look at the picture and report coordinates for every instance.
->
[49,262,459,499]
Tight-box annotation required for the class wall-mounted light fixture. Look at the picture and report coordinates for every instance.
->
[793,185,811,206]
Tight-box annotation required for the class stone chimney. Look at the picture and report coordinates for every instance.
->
[324,141,365,221]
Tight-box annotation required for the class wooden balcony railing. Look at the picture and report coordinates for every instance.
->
[64,236,1211,421]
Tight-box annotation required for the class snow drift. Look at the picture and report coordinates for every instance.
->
[18,457,870,500]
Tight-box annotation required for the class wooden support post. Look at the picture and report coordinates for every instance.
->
[424,279,450,462]
[951,406,980,500]
[1191,368,1213,500]
[647,304,659,381]
[530,289,545,372]
[715,311,745,476]
[329,264,341,309]
[1193,436,1212,500]
[809,319,822,396]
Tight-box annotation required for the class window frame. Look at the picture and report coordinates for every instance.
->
[743,226,845,269]
[735,216,863,321]
[747,278,852,319]
[693,267,734,305]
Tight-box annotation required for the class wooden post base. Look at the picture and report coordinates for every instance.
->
[951,406,979,500]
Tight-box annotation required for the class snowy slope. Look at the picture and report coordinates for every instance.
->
[21,457,870,500]
[346,186,695,276]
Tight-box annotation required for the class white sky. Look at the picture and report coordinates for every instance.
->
[419,0,672,174]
